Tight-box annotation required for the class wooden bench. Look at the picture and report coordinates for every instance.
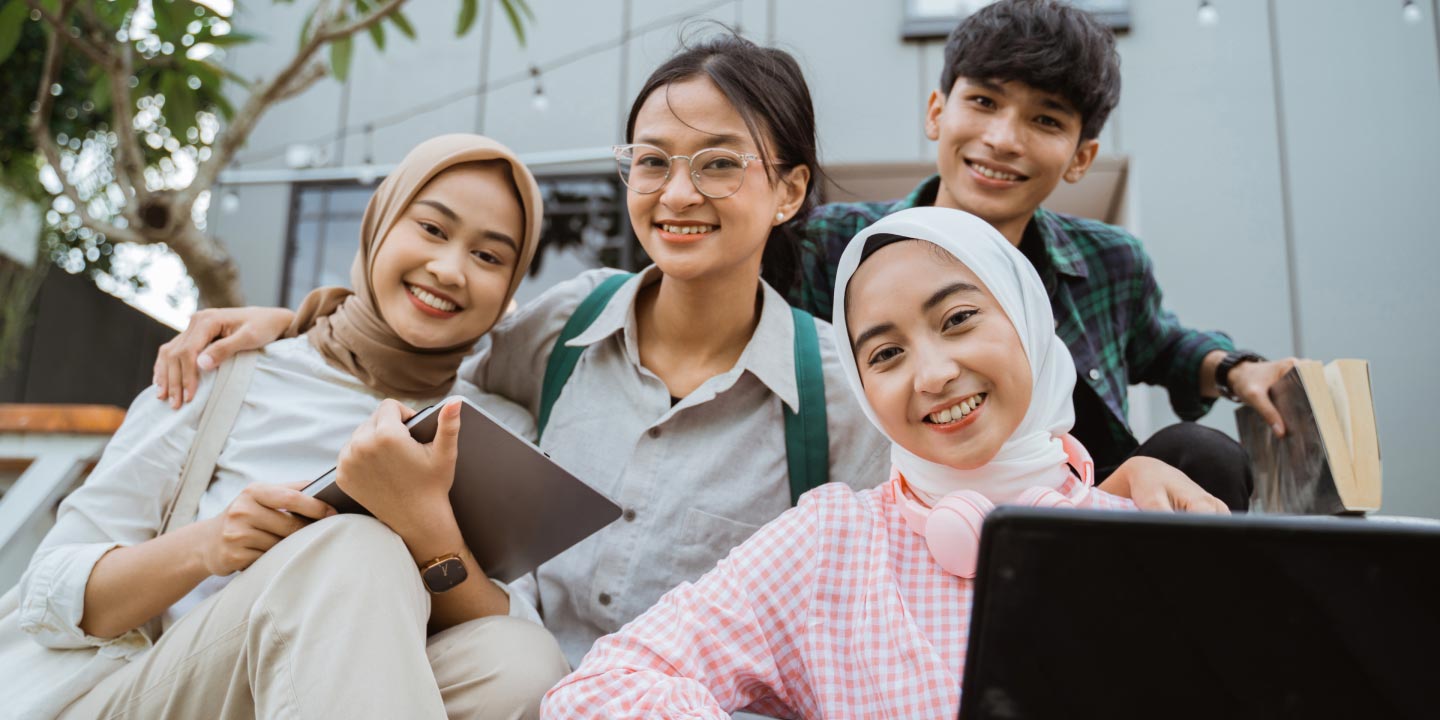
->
[0,405,125,590]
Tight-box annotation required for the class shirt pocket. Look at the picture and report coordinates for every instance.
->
[677,507,763,577]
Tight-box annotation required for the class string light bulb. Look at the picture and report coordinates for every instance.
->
[1403,0,1423,24]
[357,124,378,184]
[1198,0,1219,27]
[530,66,549,112]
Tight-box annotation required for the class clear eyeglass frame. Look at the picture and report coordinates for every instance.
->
[611,143,764,199]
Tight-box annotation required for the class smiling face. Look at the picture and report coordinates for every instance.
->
[370,162,525,349]
[627,77,809,285]
[925,77,1099,245]
[846,240,1032,470]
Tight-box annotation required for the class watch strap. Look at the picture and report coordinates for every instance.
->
[1215,350,1266,402]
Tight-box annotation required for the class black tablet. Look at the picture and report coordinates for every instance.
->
[960,507,1440,719]
[303,395,621,583]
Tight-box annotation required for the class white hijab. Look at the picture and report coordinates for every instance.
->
[831,207,1077,504]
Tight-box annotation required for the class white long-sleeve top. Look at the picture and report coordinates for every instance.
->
[11,336,540,716]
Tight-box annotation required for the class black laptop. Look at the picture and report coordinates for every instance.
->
[959,507,1440,719]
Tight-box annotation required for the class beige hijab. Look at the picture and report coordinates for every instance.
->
[287,134,543,399]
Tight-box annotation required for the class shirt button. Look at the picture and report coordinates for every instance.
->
[647,427,661,439]
[1088,368,1101,381]
[598,592,612,606]
[623,508,637,522]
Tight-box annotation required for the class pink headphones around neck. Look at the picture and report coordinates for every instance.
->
[896,433,1095,579]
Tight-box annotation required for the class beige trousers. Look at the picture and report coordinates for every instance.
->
[59,515,570,720]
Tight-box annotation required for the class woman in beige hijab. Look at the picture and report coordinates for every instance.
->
[11,135,568,720]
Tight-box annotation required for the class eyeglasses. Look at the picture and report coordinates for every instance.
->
[612,143,763,199]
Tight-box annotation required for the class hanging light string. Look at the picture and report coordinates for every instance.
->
[357,123,378,183]
[238,0,739,166]
[530,65,549,112]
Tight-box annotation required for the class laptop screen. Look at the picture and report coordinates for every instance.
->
[959,508,1440,719]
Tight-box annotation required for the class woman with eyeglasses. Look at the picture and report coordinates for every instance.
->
[453,32,896,668]
[149,32,1218,686]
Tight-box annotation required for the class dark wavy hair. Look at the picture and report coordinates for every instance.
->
[625,29,822,296]
[940,0,1121,142]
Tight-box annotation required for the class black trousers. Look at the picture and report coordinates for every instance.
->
[1097,422,1254,512]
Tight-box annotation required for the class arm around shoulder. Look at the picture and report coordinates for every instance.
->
[462,268,632,414]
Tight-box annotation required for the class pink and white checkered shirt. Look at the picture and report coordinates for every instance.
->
[543,472,1135,719]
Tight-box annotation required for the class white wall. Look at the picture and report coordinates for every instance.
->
[209,0,1440,517]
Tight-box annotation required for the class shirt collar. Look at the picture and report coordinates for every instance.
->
[906,175,1090,280]
[889,175,943,214]
[735,280,800,412]
[566,265,801,412]
[567,267,655,349]
[1029,207,1090,279]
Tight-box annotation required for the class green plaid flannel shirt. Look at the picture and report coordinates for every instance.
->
[788,175,1235,450]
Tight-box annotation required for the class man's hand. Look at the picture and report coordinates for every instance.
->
[1098,456,1229,515]
[335,399,462,539]
[1226,358,1299,437]
[153,306,297,408]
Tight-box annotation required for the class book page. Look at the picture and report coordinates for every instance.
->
[1323,362,1355,458]
[1295,360,1357,506]
[1334,360,1381,509]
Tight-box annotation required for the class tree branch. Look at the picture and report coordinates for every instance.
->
[317,0,409,44]
[106,47,148,218]
[30,22,146,247]
[275,62,329,102]
[176,0,412,212]
[23,0,119,70]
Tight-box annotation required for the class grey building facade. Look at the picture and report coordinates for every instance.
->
[207,0,1440,518]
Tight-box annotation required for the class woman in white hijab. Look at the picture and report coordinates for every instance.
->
[542,207,1208,718]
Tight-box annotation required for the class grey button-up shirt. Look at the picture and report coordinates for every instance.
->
[464,266,889,665]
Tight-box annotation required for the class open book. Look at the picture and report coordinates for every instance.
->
[1236,359,1381,515]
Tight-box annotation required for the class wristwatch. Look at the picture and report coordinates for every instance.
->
[1214,350,1266,402]
[418,553,469,594]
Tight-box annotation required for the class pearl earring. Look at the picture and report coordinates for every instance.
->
[776,212,785,221]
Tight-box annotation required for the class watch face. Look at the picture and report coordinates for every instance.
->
[421,557,469,593]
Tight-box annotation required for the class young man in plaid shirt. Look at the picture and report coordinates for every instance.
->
[788,0,1296,510]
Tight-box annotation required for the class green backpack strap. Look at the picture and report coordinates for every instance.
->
[785,307,829,505]
[537,272,634,442]
[537,274,829,507]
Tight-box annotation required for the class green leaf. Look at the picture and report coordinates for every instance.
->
[389,8,416,39]
[329,34,353,82]
[89,75,112,114]
[0,0,28,68]
[212,62,252,88]
[366,16,385,50]
[456,0,478,37]
[298,7,317,49]
[183,58,220,90]
[208,91,235,120]
[151,0,177,39]
[500,0,527,45]
[201,31,258,48]
[93,0,137,26]
[160,71,196,137]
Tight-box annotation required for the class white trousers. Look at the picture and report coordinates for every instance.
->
[60,515,570,719]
